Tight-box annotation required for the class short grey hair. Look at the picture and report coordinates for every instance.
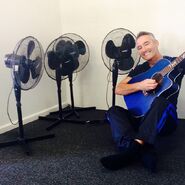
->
[136,31,156,40]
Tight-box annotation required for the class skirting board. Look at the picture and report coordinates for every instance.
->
[0,102,69,134]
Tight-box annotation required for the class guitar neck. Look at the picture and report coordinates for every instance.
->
[160,52,185,76]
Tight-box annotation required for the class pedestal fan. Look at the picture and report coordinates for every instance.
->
[101,28,140,106]
[40,33,96,131]
[1,36,55,155]
[60,33,96,116]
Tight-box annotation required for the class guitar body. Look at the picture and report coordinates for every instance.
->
[124,58,179,117]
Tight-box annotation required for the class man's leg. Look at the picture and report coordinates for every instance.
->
[100,106,142,170]
[101,97,177,172]
[135,96,177,172]
[106,106,140,150]
[136,96,177,144]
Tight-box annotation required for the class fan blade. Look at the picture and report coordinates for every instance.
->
[73,59,79,71]
[63,41,79,60]
[27,40,35,59]
[75,40,86,55]
[55,40,72,62]
[55,40,66,53]
[18,62,30,84]
[121,33,136,50]
[48,51,60,70]
[30,56,42,79]
[118,56,134,71]
[105,40,120,59]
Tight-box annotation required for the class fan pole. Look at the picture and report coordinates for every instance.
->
[68,73,75,111]
[0,74,55,155]
[56,68,63,119]
[63,72,80,119]
[14,84,25,139]
[44,68,81,131]
[112,60,118,106]
[4,82,55,155]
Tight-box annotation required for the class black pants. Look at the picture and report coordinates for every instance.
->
[107,97,178,149]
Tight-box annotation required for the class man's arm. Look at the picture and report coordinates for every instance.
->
[115,76,158,96]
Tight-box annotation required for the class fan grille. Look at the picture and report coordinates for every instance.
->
[45,33,90,80]
[101,28,140,75]
[12,36,44,90]
[44,36,72,80]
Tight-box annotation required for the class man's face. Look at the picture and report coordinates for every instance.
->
[136,35,159,61]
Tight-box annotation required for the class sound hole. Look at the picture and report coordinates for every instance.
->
[152,72,163,84]
[146,73,163,94]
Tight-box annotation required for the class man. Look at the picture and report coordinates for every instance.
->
[100,31,185,172]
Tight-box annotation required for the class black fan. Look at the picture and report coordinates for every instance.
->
[1,36,54,155]
[102,28,140,106]
[40,33,95,131]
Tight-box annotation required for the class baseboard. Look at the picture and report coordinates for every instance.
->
[0,102,69,134]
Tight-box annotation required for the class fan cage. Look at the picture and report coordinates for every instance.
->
[12,36,44,90]
[101,28,140,75]
[44,36,72,80]
[44,33,90,81]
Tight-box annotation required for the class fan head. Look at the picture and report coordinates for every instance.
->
[101,28,140,75]
[62,33,89,73]
[4,36,44,90]
[45,36,73,80]
[45,33,90,80]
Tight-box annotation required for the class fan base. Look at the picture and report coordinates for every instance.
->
[0,134,55,155]
[39,106,106,131]
[39,116,103,131]
[50,105,96,117]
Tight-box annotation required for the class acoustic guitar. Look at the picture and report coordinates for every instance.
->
[124,52,185,117]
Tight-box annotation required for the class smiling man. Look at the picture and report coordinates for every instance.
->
[100,31,185,172]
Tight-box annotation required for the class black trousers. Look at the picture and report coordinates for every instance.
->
[107,97,178,149]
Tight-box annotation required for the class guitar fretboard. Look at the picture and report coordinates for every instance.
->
[160,52,185,76]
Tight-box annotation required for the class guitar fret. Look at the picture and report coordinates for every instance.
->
[176,57,181,64]
[161,66,171,76]
[160,52,185,76]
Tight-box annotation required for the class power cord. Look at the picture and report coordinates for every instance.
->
[7,86,17,125]
[106,70,111,109]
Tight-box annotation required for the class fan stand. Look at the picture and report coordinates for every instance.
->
[62,73,97,119]
[61,72,107,125]
[39,68,103,131]
[39,69,85,131]
[112,60,119,106]
[0,83,55,155]
[102,59,119,125]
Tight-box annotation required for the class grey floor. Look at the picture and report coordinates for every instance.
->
[0,109,185,185]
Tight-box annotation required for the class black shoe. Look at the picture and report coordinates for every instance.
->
[141,144,157,173]
[100,140,141,171]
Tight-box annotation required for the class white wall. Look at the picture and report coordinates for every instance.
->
[0,0,67,133]
[1,0,185,134]
[59,0,185,118]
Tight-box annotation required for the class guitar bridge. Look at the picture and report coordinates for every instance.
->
[143,89,156,96]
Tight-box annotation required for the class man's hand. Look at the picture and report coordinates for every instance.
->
[138,79,158,91]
